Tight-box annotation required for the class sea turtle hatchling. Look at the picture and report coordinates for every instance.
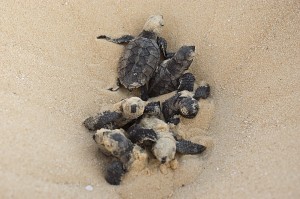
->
[83,97,161,131]
[93,128,149,185]
[162,84,210,125]
[128,116,206,164]
[148,45,196,97]
[97,15,174,100]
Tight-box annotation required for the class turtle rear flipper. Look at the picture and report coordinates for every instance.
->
[128,128,157,146]
[105,160,127,185]
[83,111,122,131]
[97,35,135,44]
[193,84,210,100]
[176,140,206,154]
[140,84,149,101]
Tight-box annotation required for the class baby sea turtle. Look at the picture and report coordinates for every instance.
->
[128,116,206,164]
[162,84,210,125]
[83,97,160,131]
[148,45,196,97]
[93,128,149,185]
[97,15,174,100]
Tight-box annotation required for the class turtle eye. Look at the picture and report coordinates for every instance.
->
[131,104,137,113]
[160,20,164,26]
[161,157,167,164]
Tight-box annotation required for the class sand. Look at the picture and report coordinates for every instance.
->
[0,0,299,198]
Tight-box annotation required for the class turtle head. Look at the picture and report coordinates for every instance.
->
[152,137,176,164]
[121,97,146,119]
[178,97,199,119]
[143,15,164,34]
[93,129,112,156]
[175,45,196,62]
[94,129,133,159]
[171,46,195,72]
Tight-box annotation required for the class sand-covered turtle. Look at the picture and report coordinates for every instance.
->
[148,45,196,97]
[162,83,210,125]
[128,116,206,164]
[83,97,160,131]
[93,128,149,185]
[97,15,174,100]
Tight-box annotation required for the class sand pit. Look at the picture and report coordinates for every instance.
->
[1,0,299,198]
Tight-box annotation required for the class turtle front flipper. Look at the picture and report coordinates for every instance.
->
[140,84,149,101]
[193,84,210,100]
[176,140,206,154]
[105,160,127,185]
[83,111,122,131]
[178,73,196,92]
[157,37,175,59]
[128,127,157,146]
[108,78,121,92]
[97,35,135,44]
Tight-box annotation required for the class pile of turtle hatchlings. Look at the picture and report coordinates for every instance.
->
[83,15,211,185]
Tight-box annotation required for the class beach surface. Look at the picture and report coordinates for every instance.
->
[0,0,299,198]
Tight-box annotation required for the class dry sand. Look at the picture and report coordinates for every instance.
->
[1,0,299,198]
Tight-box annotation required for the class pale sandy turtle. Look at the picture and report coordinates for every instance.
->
[93,128,149,185]
[162,84,210,125]
[83,97,160,131]
[97,15,174,100]
[148,45,196,97]
[128,116,206,164]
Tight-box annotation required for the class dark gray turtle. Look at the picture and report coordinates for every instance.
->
[97,15,174,100]
[148,45,196,97]
[83,97,160,131]
[162,84,210,125]
[93,128,148,185]
[128,116,206,164]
